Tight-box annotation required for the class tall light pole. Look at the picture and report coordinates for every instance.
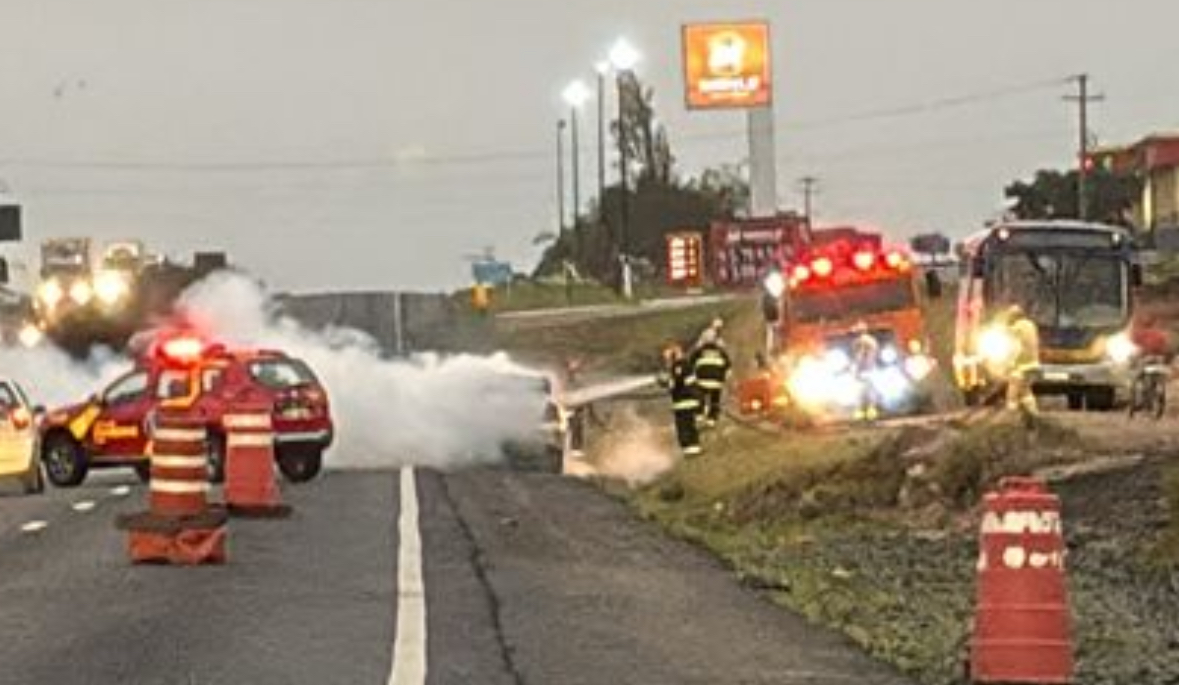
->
[562,80,592,230]
[594,62,609,218]
[608,38,640,299]
[556,119,567,237]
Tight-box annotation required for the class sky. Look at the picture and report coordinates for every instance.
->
[0,0,1176,292]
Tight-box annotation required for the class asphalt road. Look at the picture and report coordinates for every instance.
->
[0,465,913,685]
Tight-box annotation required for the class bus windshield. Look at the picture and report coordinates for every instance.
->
[989,250,1127,329]
[791,278,915,322]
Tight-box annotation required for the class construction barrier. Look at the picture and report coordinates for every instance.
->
[970,477,1073,683]
[224,409,291,518]
[117,412,228,565]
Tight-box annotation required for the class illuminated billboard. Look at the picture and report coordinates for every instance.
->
[682,21,772,110]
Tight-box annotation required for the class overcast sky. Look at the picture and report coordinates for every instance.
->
[0,0,1175,291]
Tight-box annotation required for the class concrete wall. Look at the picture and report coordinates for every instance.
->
[276,291,474,354]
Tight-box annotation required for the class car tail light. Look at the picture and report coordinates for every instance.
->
[884,251,905,269]
[791,265,811,283]
[811,257,834,278]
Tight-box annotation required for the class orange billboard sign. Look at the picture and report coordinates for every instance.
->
[682,22,772,110]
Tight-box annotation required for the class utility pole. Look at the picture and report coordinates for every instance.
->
[617,71,632,298]
[569,106,581,233]
[556,119,567,237]
[596,64,608,219]
[799,176,818,229]
[1064,73,1104,221]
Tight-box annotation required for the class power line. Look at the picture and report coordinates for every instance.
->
[0,76,1074,175]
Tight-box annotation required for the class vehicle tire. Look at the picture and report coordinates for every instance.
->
[42,433,89,488]
[277,446,323,483]
[1086,387,1115,411]
[133,462,152,484]
[207,433,227,484]
[20,459,44,495]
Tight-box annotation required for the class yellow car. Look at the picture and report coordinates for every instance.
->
[0,380,43,494]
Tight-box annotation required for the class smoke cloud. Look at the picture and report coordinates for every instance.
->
[0,343,126,409]
[177,273,548,470]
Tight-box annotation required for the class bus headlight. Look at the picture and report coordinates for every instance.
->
[1105,332,1137,364]
[94,271,130,305]
[69,280,93,306]
[880,345,900,366]
[979,326,1015,365]
[37,280,64,308]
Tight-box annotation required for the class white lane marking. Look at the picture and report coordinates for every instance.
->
[109,485,131,497]
[20,520,48,534]
[388,467,427,685]
[71,500,96,513]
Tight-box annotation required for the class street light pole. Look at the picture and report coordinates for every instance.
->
[608,38,640,299]
[562,79,592,263]
[556,119,567,238]
[595,63,608,219]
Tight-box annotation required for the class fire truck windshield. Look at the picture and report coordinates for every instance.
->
[988,251,1127,329]
[791,278,914,322]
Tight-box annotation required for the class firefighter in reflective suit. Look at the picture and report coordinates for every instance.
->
[660,344,702,457]
[850,321,881,421]
[691,329,732,428]
[1004,305,1041,417]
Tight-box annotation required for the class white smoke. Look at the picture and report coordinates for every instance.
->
[177,273,547,470]
[0,343,126,409]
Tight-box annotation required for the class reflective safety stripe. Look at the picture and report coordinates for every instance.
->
[695,359,728,368]
[228,433,274,448]
[683,445,703,455]
[151,455,207,469]
[151,479,209,494]
[153,428,206,444]
[673,400,700,410]
[685,376,697,385]
[696,380,724,390]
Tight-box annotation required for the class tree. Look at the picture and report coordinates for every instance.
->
[534,72,748,284]
[1004,168,1142,227]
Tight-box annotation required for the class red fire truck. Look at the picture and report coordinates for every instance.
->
[754,233,937,419]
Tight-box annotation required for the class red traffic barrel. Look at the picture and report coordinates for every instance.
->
[970,477,1073,684]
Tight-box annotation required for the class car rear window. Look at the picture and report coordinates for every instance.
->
[247,358,317,389]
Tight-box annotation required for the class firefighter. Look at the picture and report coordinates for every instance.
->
[850,321,880,421]
[1003,304,1041,417]
[691,328,732,427]
[660,344,702,457]
[694,317,725,351]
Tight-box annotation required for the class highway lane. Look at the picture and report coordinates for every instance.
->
[0,465,914,685]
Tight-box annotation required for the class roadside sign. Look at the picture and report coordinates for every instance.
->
[666,232,704,287]
[682,21,772,110]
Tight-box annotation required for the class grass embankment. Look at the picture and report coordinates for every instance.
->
[493,297,759,374]
[631,415,1088,684]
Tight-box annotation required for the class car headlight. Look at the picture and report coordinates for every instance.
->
[763,271,786,298]
[69,280,93,305]
[880,345,900,366]
[38,280,64,307]
[1105,332,1137,364]
[94,271,130,305]
[978,326,1015,365]
[18,324,42,348]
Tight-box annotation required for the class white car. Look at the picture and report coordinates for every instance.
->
[0,380,43,494]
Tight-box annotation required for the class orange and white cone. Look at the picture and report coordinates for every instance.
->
[224,410,291,518]
[117,411,228,565]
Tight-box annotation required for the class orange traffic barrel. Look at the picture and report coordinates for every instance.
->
[148,415,211,517]
[970,477,1073,683]
[117,408,228,565]
[224,408,291,518]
